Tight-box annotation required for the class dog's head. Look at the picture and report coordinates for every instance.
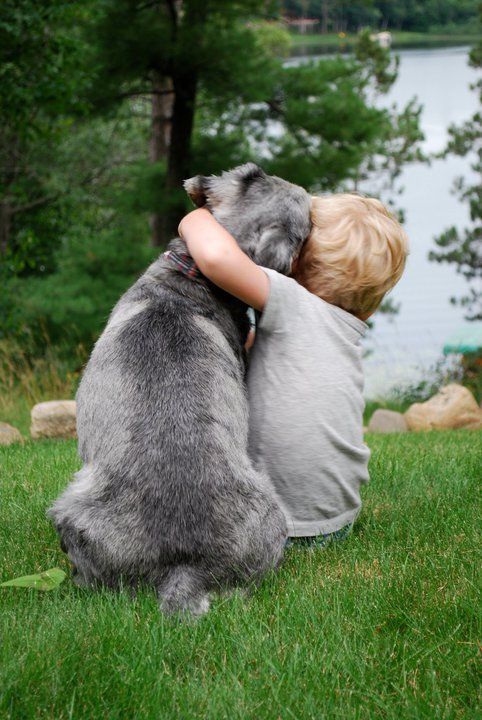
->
[183,163,311,275]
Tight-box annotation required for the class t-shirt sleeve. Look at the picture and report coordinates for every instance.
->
[258,268,302,334]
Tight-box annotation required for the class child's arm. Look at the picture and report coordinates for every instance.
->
[178,208,269,311]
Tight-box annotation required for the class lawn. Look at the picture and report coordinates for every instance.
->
[1,431,480,719]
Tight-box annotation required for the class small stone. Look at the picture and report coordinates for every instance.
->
[368,409,408,433]
[405,384,482,431]
[0,422,23,446]
[30,400,77,440]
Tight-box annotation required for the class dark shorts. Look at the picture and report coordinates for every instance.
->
[285,523,354,549]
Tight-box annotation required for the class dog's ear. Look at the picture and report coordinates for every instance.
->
[232,162,266,188]
[254,226,298,275]
[183,176,209,207]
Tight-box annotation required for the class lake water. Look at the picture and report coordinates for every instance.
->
[290,46,480,397]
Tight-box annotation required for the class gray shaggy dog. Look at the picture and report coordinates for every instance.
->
[48,163,311,616]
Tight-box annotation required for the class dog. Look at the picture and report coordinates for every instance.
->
[48,163,311,616]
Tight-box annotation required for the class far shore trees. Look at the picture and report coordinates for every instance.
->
[282,0,480,35]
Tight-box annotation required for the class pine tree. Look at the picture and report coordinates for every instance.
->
[87,1,422,246]
[88,0,280,245]
[429,39,482,321]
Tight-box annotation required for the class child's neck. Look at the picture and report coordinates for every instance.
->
[291,274,371,322]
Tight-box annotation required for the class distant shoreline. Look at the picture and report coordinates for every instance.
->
[289,31,479,55]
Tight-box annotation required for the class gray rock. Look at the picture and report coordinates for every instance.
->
[368,409,408,434]
[30,400,77,440]
[0,422,23,446]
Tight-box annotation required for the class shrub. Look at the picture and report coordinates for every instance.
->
[2,218,156,355]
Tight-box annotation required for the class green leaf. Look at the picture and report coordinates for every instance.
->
[0,567,67,592]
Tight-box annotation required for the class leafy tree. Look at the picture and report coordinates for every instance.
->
[429,40,482,321]
[0,0,89,274]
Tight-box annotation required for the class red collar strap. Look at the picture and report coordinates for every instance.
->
[164,250,203,280]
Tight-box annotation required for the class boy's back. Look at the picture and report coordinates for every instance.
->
[179,190,408,541]
[248,268,370,537]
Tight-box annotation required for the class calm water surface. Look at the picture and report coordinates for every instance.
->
[291,46,481,396]
[365,46,480,396]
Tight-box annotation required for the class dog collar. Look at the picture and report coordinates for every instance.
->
[164,250,203,280]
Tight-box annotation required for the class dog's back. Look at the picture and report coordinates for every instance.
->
[49,164,311,616]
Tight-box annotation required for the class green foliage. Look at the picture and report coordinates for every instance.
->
[430,37,482,321]
[10,218,156,348]
[258,58,388,187]
[89,0,271,105]
[355,28,398,91]
[0,0,90,273]
[1,98,154,344]
[460,350,482,403]
[249,19,293,57]
[0,1,89,128]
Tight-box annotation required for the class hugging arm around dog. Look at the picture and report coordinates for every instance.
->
[179,208,371,538]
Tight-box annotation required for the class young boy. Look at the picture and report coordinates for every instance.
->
[178,193,408,547]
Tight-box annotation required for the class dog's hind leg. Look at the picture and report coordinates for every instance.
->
[57,526,104,588]
[157,565,211,618]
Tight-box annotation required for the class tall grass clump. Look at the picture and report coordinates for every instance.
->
[0,338,84,436]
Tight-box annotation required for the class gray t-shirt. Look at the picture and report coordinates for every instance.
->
[247,268,370,537]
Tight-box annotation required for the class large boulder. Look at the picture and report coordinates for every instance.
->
[405,384,482,431]
[0,422,23,446]
[30,400,77,440]
[368,409,408,433]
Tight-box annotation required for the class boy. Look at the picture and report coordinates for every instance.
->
[178,193,408,547]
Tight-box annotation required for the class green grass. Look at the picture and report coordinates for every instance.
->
[1,432,480,719]
[289,31,480,53]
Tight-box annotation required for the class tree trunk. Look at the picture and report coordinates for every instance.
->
[155,0,207,244]
[149,73,174,247]
[300,0,309,34]
[0,201,12,257]
[162,70,199,242]
[321,0,329,34]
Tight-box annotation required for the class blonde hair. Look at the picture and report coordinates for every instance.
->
[294,194,409,317]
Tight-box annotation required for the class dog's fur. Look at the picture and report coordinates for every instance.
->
[48,163,311,616]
